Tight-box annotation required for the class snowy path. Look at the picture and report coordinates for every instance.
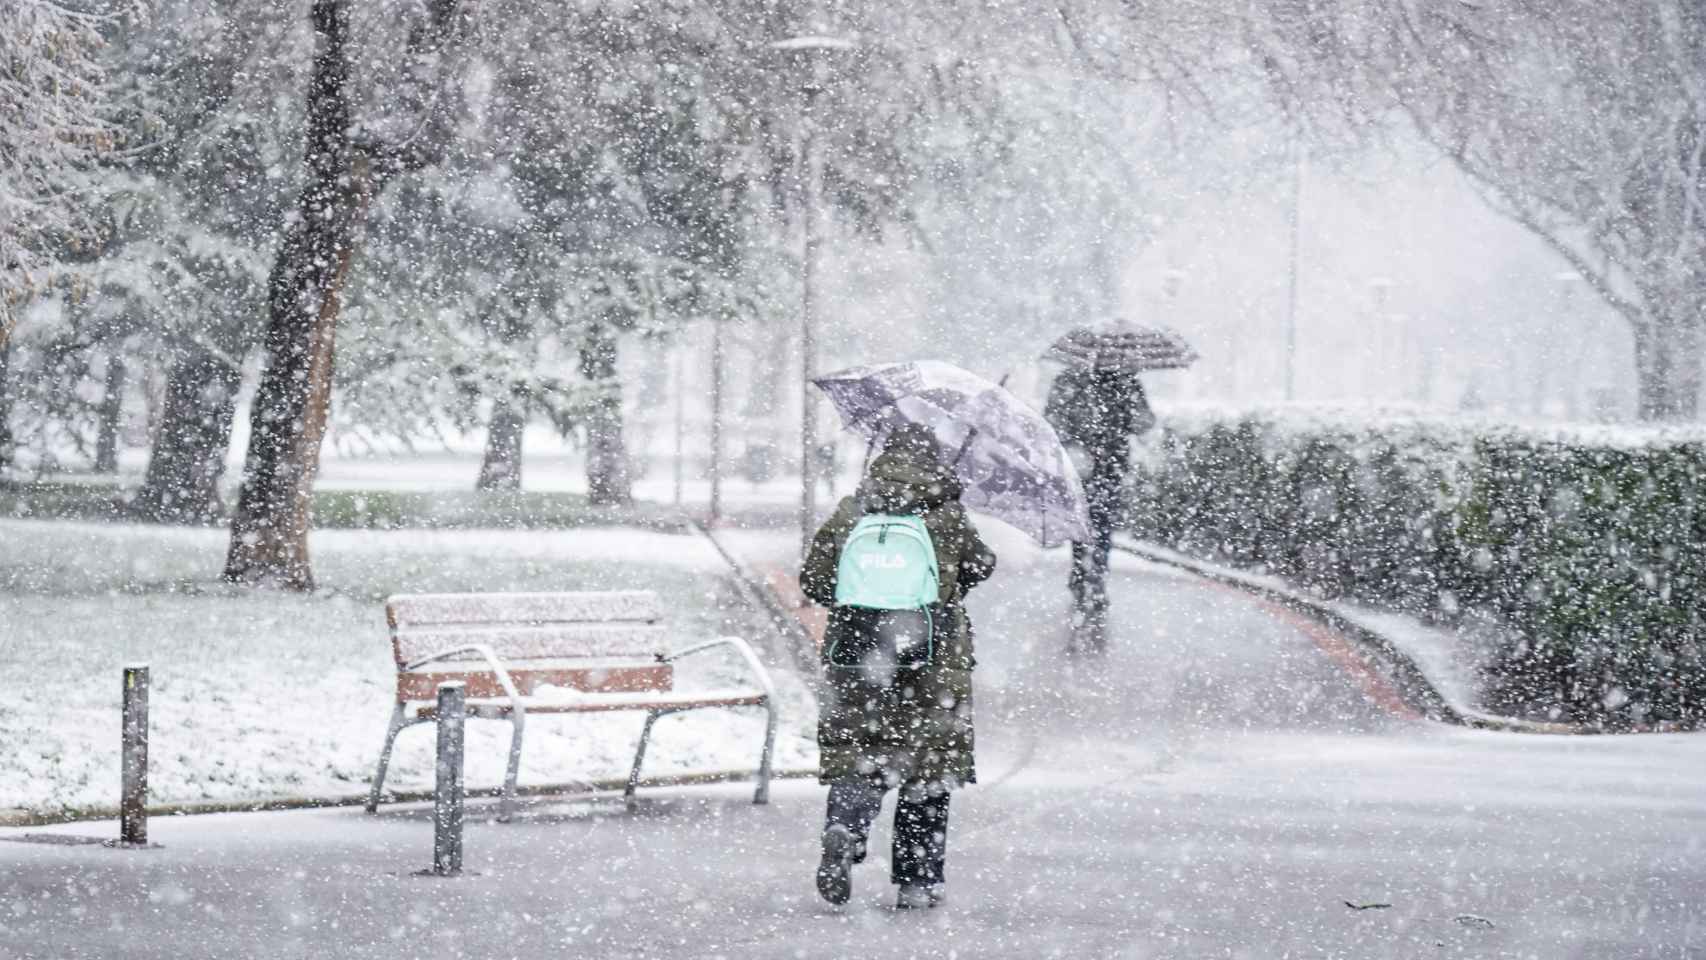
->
[3,535,1703,958]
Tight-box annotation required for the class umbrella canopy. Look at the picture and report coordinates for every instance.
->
[813,360,1090,546]
[1044,320,1198,372]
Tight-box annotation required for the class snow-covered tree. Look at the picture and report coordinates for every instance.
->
[0,0,141,339]
[339,0,1005,502]
[223,0,471,588]
[1077,0,1706,420]
[1,0,308,500]
[106,0,306,519]
[0,0,143,469]
[1376,0,1706,421]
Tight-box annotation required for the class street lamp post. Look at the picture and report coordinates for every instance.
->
[1367,276,1393,402]
[672,336,685,507]
[771,35,854,559]
[1283,136,1305,404]
[1554,271,1583,419]
[1160,267,1188,397]
[708,309,725,524]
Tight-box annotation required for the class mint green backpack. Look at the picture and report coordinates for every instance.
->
[834,514,940,610]
[830,514,942,669]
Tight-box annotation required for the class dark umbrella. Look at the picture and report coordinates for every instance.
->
[813,361,1090,546]
[1044,319,1198,371]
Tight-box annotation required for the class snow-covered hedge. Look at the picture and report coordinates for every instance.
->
[1128,408,1706,726]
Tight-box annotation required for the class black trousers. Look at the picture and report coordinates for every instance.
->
[1069,462,1122,647]
[825,780,951,886]
[1069,532,1112,611]
[1069,520,1113,648]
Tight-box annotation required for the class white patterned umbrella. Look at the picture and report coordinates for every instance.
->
[813,360,1090,546]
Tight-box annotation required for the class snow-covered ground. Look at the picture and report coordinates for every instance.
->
[0,519,818,817]
[4,538,1702,958]
[69,423,865,510]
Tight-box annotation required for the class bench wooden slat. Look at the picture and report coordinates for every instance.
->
[416,690,769,719]
[397,664,673,702]
[387,591,661,628]
[391,624,668,666]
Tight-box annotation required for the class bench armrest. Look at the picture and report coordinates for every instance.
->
[401,644,527,718]
[664,636,776,704]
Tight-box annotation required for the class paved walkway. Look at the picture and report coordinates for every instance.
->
[4,547,1704,959]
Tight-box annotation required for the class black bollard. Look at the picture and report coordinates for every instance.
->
[433,682,466,877]
[119,665,149,846]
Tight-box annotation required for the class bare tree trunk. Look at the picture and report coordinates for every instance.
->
[223,0,366,589]
[581,322,631,505]
[476,390,527,491]
[0,338,13,471]
[475,307,531,493]
[131,349,241,523]
[223,0,466,587]
[93,355,126,474]
[1632,311,1704,422]
[708,311,725,522]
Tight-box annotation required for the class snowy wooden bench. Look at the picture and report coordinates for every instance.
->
[365,590,777,820]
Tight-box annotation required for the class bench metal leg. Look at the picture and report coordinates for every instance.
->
[498,708,526,823]
[754,699,777,805]
[626,710,663,812]
[366,701,409,814]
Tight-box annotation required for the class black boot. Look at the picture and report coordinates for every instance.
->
[817,824,856,905]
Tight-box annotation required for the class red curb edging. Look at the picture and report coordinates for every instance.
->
[1112,539,1699,735]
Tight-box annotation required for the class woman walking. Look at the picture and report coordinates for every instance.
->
[799,423,997,909]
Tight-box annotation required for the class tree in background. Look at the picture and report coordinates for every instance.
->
[485,2,771,505]
[340,1,850,503]
[223,0,471,588]
[338,2,756,501]
[0,0,144,471]
[338,187,583,494]
[1362,0,1706,421]
[115,0,303,520]
[1078,0,1706,421]
[2,0,304,504]
[471,283,536,494]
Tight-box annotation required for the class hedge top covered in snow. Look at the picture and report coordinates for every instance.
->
[1160,403,1706,451]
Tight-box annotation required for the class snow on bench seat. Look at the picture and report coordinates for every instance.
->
[418,688,772,718]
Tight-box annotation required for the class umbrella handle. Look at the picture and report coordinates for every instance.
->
[951,426,978,468]
[950,374,1007,469]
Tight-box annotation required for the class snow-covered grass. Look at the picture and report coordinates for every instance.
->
[5,421,869,516]
[0,519,818,818]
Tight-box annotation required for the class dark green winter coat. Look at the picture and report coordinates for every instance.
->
[800,427,996,788]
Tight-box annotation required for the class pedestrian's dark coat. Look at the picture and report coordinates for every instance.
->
[1043,367,1154,464]
[801,425,997,788]
[1044,366,1154,518]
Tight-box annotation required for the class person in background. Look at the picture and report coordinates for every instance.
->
[1044,363,1154,652]
[799,422,997,910]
